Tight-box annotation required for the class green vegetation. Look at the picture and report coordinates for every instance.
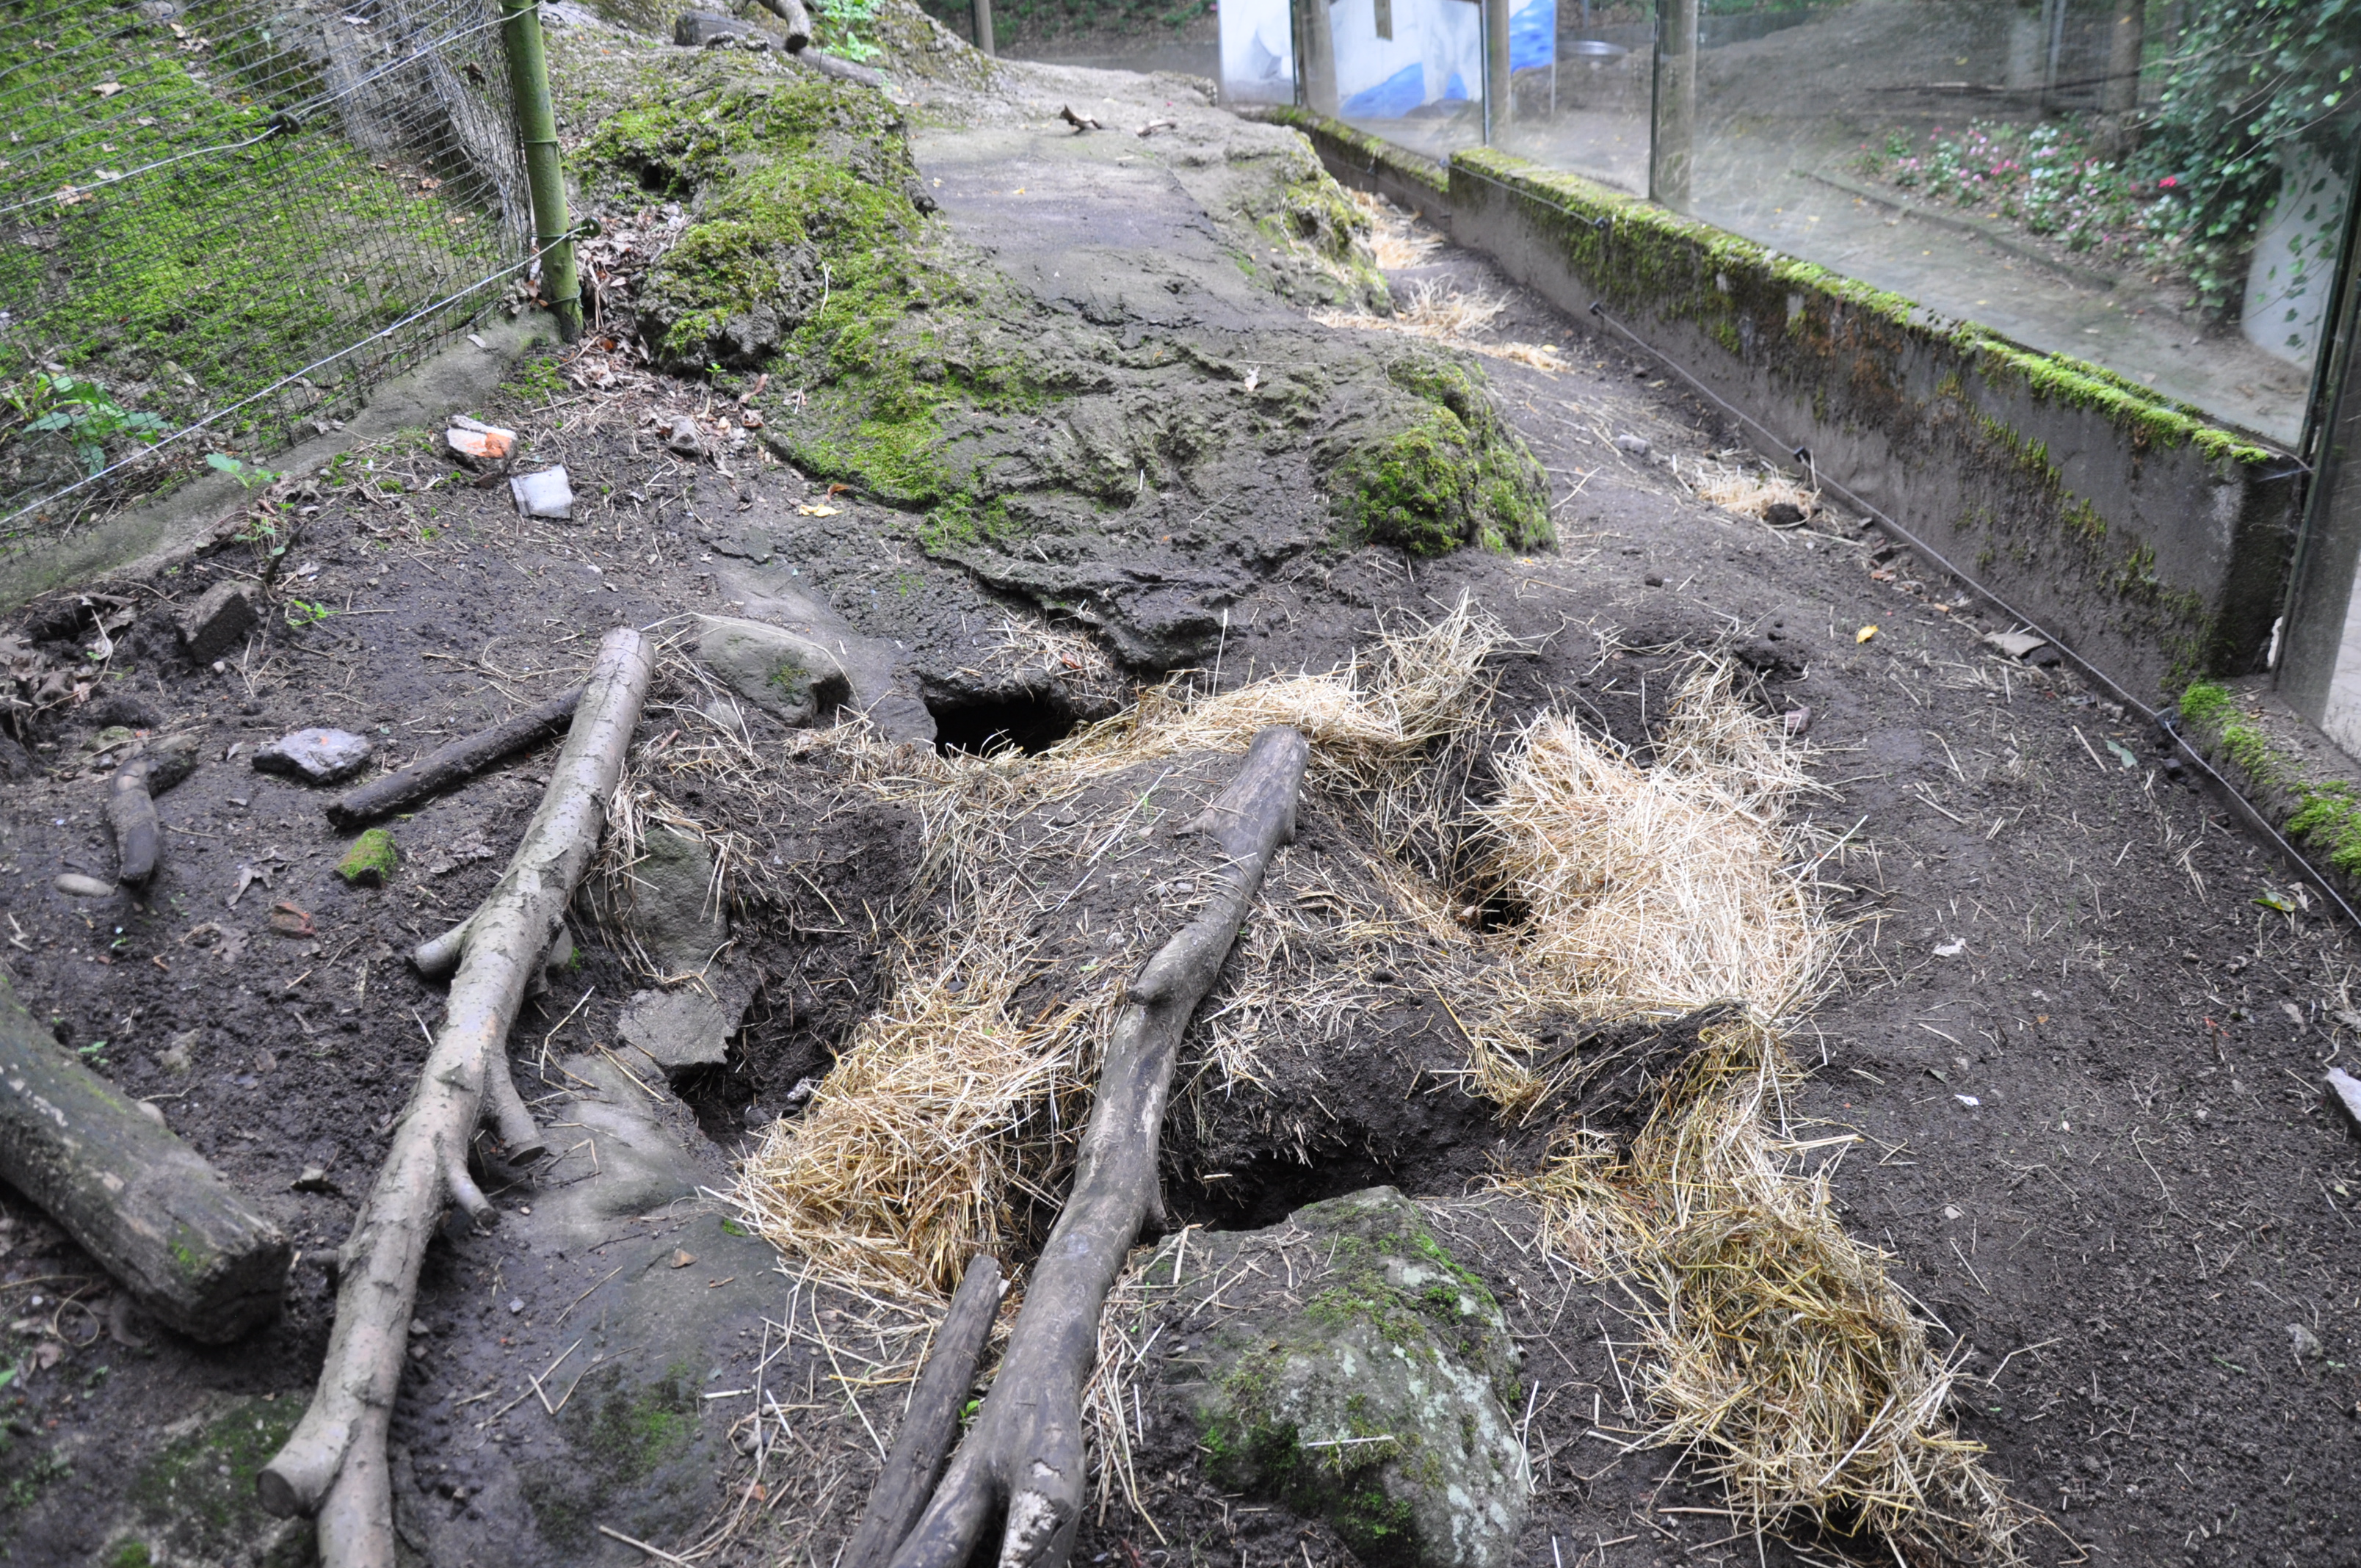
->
[1331,355,1551,556]
[123,1398,302,1556]
[2180,681,2361,882]
[336,828,399,887]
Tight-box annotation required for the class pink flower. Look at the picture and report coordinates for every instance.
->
[2159,175,2178,189]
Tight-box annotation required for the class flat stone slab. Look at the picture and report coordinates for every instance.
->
[619,984,743,1070]
[251,728,373,785]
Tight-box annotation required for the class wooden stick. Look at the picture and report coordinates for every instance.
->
[0,968,289,1341]
[258,628,654,1564]
[887,727,1309,1568]
[752,0,812,50]
[842,1254,1006,1568]
[326,685,583,830]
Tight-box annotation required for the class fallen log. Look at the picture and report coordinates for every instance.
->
[106,732,203,888]
[258,626,654,1564]
[843,1253,1006,1568]
[325,684,584,830]
[752,0,813,50]
[887,725,1310,1568]
[0,968,289,1341]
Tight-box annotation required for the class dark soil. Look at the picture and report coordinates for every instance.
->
[2,73,2359,1568]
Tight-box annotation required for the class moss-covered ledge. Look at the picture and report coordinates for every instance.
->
[1252,106,1451,227]
[2175,679,2361,907]
[1433,142,2298,694]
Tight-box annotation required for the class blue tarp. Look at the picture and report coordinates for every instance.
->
[1343,61,1428,118]
[1509,0,1555,71]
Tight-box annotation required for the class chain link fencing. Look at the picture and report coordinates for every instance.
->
[0,0,539,546]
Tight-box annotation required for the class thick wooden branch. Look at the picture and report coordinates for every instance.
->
[752,0,813,50]
[844,1253,1006,1568]
[325,684,582,830]
[888,726,1310,1568]
[258,628,653,1563]
[0,968,289,1341]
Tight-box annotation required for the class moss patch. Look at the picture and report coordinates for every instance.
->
[2177,682,2361,885]
[1331,355,1551,556]
[121,1398,306,1564]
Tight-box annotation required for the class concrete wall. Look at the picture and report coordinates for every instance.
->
[1274,108,2304,701]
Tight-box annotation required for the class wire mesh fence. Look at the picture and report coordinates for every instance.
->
[0,0,535,545]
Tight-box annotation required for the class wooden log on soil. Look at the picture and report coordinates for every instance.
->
[887,725,1310,1568]
[325,684,584,830]
[843,1253,1006,1568]
[752,0,813,50]
[106,733,203,888]
[0,969,289,1342]
[258,627,655,1566]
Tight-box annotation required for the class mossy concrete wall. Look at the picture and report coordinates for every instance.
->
[1274,109,2304,700]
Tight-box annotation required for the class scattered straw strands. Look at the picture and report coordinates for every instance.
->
[1347,187,1440,270]
[1313,278,1571,374]
[1678,457,1820,524]
[1481,658,2023,1563]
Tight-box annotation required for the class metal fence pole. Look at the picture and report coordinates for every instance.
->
[972,0,994,54]
[1483,0,1510,142]
[1650,0,1697,207]
[501,0,581,342]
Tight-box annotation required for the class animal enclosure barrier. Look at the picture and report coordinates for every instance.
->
[0,0,538,545]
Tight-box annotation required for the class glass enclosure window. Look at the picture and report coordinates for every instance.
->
[1312,0,1489,161]
[1225,0,1300,103]
[1491,1,1652,194]
[1664,0,2356,449]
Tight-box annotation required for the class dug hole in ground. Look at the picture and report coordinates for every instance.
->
[0,6,2353,1566]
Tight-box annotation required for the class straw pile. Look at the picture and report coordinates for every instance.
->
[1346,187,1440,270]
[1472,658,2023,1563]
[734,601,1512,1299]
[1313,278,1573,374]
[1681,456,1820,524]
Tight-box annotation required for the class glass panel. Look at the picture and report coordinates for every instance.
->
[1223,0,1299,104]
[1317,0,1489,161]
[1669,0,2360,449]
[1491,1,1653,194]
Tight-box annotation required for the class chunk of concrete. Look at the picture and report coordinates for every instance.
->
[253,728,373,785]
[694,614,851,726]
[175,580,258,664]
[1150,1187,1529,1568]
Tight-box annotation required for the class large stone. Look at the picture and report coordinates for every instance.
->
[175,579,258,664]
[628,826,728,974]
[251,727,373,785]
[1151,1187,1529,1568]
[618,981,748,1070]
[694,614,851,726]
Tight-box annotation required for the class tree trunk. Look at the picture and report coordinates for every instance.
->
[844,1253,1007,1568]
[0,968,289,1341]
[326,685,582,830]
[258,627,655,1565]
[886,726,1310,1568]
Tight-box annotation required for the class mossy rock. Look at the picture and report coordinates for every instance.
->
[1330,355,1552,556]
[1153,1187,1528,1568]
[335,828,397,888]
[115,1396,313,1567]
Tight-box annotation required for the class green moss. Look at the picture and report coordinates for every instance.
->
[2178,683,2361,879]
[1332,354,1551,556]
[336,827,398,888]
[123,1398,302,1554]
[106,1542,153,1568]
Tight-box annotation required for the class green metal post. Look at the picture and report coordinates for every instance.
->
[500,0,581,341]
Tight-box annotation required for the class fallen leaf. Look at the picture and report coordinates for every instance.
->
[31,1340,63,1370]
[1856,625,1878,644]
[796,503,839,517]
[91,81,124,96]
[669,1249,697,1268]
[2256,890,2296,913]
[1933,940,1965,958]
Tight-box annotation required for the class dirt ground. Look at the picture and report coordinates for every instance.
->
[1,43,2359,1568]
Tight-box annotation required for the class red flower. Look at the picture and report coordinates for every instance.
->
[2159,175,2178,189]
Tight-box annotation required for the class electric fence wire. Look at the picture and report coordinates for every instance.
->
[1573,293,2361,930]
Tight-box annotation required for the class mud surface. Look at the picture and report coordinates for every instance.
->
[0,22,2357,1568]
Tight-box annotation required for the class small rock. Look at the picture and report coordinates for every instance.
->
[1941,1204,1963,1220]
[176,580,259,664]
[2324,1066,2361,1128]
[1763,501,1806,528]
[158,1031,197,1073]
[253,728,373,785]
[52,872,116,899]
[2290,1324,2324,1361]
[292,1166,336,1194]
[668,1249,697,1268]
[620,987,740,1070]
[664,416,705,457]
[1643,573,1664,587]
[510,465,573,520]
[1933,939,1965,958]
[336,827,399,888]
[135,1101,166,1125]
[507,1298,525,1314]
[1954,1094,1981,1108]
[1612,433,1650,456]
[1782,705,1813,736]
